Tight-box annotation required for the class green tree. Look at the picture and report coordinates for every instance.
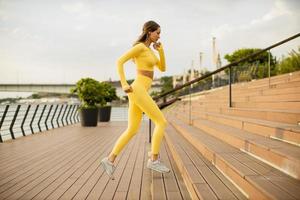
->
[275,47,300,75]
[224,48,276,82]
[31,93,40,99]
[150,90,160,98]
[160,76,173,94]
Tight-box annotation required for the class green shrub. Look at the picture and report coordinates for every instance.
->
[70,78,105,109]
[99,82,119,107]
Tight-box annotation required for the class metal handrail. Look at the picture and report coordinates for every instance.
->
[148,32,300,143]
[154,33,300,101]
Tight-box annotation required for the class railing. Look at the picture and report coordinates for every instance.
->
[0,103,80,142]
[148,32,300,143]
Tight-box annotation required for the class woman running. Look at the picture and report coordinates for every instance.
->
[100,20,170,180]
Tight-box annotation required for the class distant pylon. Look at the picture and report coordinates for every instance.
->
[191,60,195,88]
[199,52,203,73]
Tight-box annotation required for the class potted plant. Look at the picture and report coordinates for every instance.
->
[70,78,105,126]
[98,82,119,122]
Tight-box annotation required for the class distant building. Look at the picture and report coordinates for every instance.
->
[172,68,209,88]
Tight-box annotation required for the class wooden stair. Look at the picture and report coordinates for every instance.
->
[163,71,300,199]
[165,121,247,199]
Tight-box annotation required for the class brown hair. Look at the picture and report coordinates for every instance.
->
[133,20,160,46]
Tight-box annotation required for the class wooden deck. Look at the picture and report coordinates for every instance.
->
[0,121,190,200]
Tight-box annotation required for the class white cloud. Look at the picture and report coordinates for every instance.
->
[251,0,291,25]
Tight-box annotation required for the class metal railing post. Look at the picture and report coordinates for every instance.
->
[76,105,80,122]
[65,105,72,125]
[0,105,9,142]
[268,50,271,87]
[45,105,53,130]
[56,104,64,127]
[149,119,152,143]
[61,104,68,126]
[9,105,21,140]
[21,105,31,136]
[30,105,39,134]
[229,66,232,108]
[189,85,192,125]
[38,105,47,132]
[73,105,78,123]
[68,105,75,124]
[51,104,59,129]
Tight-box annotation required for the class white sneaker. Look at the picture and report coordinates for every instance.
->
[147,158,170,173]
[100,157,116,180]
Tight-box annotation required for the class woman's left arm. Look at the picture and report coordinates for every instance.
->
[156,43,166,72]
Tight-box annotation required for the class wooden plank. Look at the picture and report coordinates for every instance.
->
[0,124,78,156]
[0,125,93,176]
[70,132,131,200]
[246,175,295,200]
[164,129,201,200]
[164,139,192,200]
[0,127,109,199]
[126,129,147,200]
[231,153,300,199]
[160,141,184,200]
[140,139,152,200]
[58,128,128,200]
[152,172,166,200]
[152,162,166,200]
[193,183,218,200]
[15,131,119,200]
[113,131,144,199]
[95,130,139,199]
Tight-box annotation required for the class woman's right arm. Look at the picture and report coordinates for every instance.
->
[117,43,144,90]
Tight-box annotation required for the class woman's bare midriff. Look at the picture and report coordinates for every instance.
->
[137,69,154,79]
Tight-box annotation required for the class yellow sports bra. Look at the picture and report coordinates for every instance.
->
[117,42,166,89]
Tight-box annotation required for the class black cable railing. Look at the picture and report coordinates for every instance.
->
[0,103,80,143]
[148,32,300,143]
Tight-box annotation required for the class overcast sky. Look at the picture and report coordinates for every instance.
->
[1,0,299,84]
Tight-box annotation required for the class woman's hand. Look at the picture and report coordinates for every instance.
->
[153,42,161,51]
[123,85,133,93]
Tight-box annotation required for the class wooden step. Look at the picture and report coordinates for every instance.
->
[232,101,300,110]
[243,93,300,103]
[188,104,300,125]
[245,76,300,90]
[181,78,300,102]
[174,113,300,180]
[234,72,300,89]
[183,88,300,105]
[150,140,192,200]
[164,121,247,200]
[222,108,300,125]
[199,93,300,103]
[261,86,300,96]
[189,110,300,146]
[165,114,300,199]
[191,101,300,112]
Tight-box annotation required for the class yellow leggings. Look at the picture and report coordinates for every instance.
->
[111,74,167,156]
